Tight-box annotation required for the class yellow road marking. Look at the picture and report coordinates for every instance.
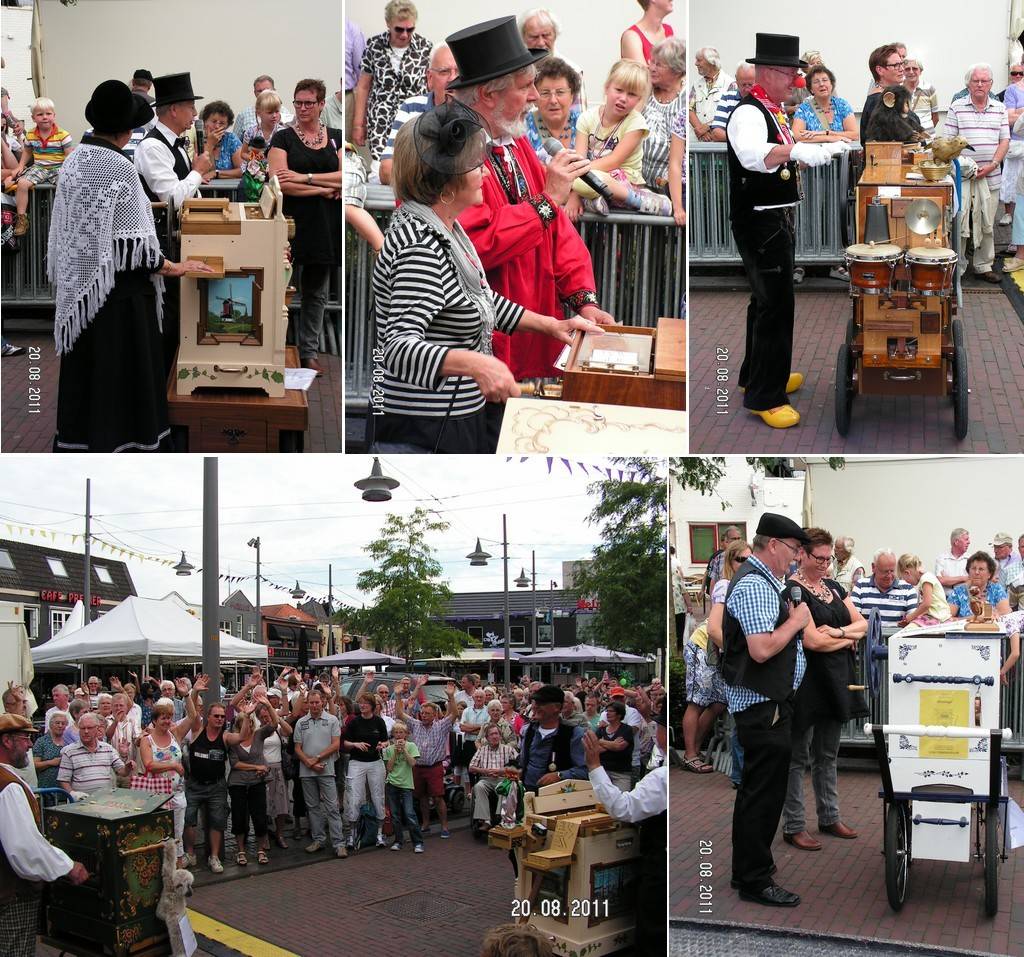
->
[187,909,301,957]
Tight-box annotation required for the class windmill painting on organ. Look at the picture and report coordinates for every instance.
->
[206,276,256,336]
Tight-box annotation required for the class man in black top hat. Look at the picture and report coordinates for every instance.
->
[725,34,844,430]
[135,72,219,375]
[446,16,614,386]
[721,511,812,907]
[519,685,587,791]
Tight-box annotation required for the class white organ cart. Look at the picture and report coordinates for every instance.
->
[864,614,1010,915]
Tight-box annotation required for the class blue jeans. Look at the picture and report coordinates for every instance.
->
[730,728,744,786]
[386,783,423,845]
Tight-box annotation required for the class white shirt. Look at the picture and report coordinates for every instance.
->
[934,550,969,598]
[0,763,73,881]
[588,764,667,823]
[134,120,203,207]
[726,102,798,211]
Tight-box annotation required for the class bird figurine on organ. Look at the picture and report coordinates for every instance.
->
[929,135,975,163]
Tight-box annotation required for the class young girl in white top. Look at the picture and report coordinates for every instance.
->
[567,59,671,220]
[898,554,952,627]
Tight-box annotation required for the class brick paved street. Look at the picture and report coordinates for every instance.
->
[671,768,1024,957]
[688,284,1024,454]
[187,818,518,957]
[0,332,341,452]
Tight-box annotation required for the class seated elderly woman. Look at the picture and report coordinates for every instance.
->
[642,36,687,193]
[199,100,243,179]
[525,57,582,167]
[368,101,603,453]
[950,550,1018,684]
[791,65,859,143]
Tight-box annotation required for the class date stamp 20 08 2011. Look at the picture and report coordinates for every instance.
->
[27,345,43,415]
[698,838,713,914]
[714,347,731,416]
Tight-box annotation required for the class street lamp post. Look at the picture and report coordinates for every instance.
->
[247,537,261,644]
[83,478,92,623]
[327,564,335,656]
[467,518,512,688]
[202,458,220,710]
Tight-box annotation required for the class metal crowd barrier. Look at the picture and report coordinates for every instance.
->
[345,184,685,400]
[688,141,857,265]
[1,182,343,356]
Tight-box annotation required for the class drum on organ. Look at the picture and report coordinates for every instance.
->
[835,142,968,438]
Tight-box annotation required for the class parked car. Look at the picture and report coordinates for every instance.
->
[335,671,453,713]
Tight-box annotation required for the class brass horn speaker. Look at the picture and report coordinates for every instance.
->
[905,198,942,235]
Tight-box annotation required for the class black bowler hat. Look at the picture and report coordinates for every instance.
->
[531,684,565,705]
[151,72,203,108]
[746,33,807,69]
[755,512,811,545]
[85,79,154,134]
[445,16,549,92]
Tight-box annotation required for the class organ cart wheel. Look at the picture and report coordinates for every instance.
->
[885,801,911,911]
[845,317,856,346]
[449,789,466,814]
[984,807,999,916]
[952,325,969,440]
[834,343,855,436]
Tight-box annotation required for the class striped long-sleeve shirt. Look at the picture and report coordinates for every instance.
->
[372,216,524,417]
[943,98,1009,191]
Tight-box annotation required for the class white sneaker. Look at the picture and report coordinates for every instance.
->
[636,189,672,217]
[999,213,1013,226]
[208,856,224,874]
[376,835,387,848]
[584,196,609,216]
[414,843,424,853]
[183,852,197,868]
[390,842,403,851]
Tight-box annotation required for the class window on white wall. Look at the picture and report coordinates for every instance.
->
[689,523,748,563]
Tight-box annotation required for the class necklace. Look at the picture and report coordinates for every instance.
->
[795,571,833,602]
[296,123,325,149]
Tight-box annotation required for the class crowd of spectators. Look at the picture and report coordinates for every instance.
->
[345,3,685,225]
[682,524,1024,776]
[8,663,664,875]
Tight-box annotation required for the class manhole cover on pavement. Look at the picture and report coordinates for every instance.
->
[367,891,468,922]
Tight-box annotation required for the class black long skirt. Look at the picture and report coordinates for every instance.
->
[54,270,172,453]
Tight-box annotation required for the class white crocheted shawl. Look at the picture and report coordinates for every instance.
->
[48,142,165,355]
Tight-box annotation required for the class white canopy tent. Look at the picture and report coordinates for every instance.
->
[519,643,651,665]
[29,595,268,670]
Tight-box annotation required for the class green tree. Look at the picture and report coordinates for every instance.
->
[353,508,465,660]
[570,458,666,656]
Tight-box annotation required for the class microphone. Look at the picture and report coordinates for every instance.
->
[194,119,205,155]
[542,137,614,201]
[789,586,803,605]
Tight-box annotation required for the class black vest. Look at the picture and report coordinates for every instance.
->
[725,94,800,221]
[139,126,191,203]
[520,721,575,788]
[721,559,798,702]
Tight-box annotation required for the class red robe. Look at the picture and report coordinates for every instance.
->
[458,137,598,380]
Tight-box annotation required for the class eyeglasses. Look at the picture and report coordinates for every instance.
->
[429,67,457,77]
[538,89,571,99]
[810,553,832,565]
[885,60,905,69]
[392,26,415,34]
[774,539,801,555]
[735,556,748,564]
[293,100,320,109]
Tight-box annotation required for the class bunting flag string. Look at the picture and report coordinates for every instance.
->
[507,457,639,482]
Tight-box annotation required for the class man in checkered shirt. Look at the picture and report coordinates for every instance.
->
[468,723,518,831]
[721,513,811,909]
[396,678,459,837]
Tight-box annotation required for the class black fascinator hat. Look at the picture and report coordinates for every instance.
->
[412,100,486,176]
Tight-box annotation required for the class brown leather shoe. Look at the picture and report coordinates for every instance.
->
[820,821,858,839]
[301,357,323,377]
[783,830,822,851]
[979,271,1003,284]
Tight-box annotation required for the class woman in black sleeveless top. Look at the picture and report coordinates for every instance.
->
[781,527,868,851]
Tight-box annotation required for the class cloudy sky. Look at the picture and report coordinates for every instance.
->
[0,456,663,609]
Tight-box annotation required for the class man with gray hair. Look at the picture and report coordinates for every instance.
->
[851,549,917,627]
[447,16,614,381]
[518,8,586,108]
[943,64,1009,283]
[935,527,972,600]
[831,537,865,593]
[689,46,734,141]
[710,62,756,141]
[379,43,459,185]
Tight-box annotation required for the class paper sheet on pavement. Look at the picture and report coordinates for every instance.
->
[284,368,319,391]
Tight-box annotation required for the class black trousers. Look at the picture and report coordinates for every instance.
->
[732,698,793,891]
[732,208,796,411]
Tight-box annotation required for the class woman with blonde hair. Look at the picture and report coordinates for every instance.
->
[682,539,752,774]
[898,553,951,627]
[138,698,192,866]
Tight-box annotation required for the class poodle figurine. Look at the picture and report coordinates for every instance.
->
[156,838,194,956]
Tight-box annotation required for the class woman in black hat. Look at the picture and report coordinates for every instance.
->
[49,80,212,452]
[368,100,603,453]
